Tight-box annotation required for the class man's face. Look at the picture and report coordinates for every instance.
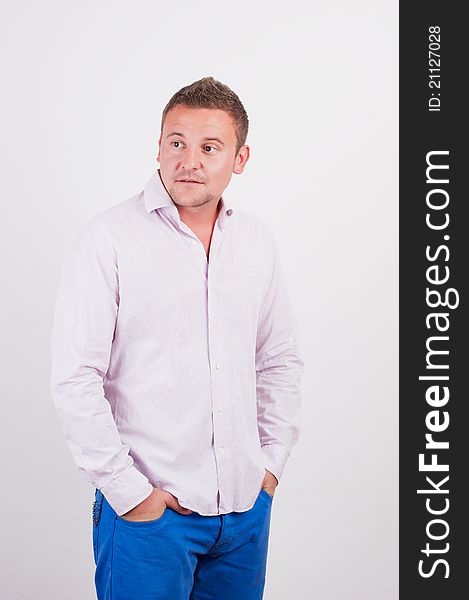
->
[157,105,249,209]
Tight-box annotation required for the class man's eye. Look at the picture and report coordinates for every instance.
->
[204,145,216,153]
[172,141,182,148]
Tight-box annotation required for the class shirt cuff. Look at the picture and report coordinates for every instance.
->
[99,466,154,516]
[261,443,290,484]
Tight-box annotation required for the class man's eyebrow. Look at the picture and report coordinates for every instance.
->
[202,137,225,147]
[166,131,185,138]
[165,131,225,147]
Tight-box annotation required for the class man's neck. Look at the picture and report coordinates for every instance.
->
[177,199,221,235]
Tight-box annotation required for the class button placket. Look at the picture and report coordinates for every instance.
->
[206,230,230,513]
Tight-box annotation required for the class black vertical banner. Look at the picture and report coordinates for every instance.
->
[400,3,467,598]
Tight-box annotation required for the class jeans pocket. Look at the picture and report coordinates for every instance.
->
[116,505,170,527]
[92,489,103,565]
[260,488,274,502]
[92,489,104,527]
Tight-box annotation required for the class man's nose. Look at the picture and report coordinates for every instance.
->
[181,147,202,171]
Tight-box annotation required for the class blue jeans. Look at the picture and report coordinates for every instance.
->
[92,488,273,599]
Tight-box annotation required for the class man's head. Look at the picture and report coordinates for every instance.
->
[157,76,250,210]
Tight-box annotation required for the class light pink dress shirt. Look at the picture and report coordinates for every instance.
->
[50,170,304,516]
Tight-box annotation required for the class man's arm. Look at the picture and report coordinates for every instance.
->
[256,233,304,485]
[50,217,153,515]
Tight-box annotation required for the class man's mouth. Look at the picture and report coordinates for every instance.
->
[176,179,204,184]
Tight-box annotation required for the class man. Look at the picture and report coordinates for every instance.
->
[50,76,304,600]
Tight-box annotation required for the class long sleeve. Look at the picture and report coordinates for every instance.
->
[255,234,304,484]
[50,217,153,515]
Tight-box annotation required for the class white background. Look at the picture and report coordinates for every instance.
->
[0,1,398,598]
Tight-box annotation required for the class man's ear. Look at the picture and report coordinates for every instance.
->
[156,132,162,163]
[233,145,250,175]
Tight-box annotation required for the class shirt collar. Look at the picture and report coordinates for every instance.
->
[143,170,176,213]
[215,196,234,231]
[143,170,234,230]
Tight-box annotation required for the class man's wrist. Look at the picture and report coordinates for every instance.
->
[265,468,279,486]
[122,487,155,516]
[102,476,154,517]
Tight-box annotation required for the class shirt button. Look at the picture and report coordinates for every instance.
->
[219,447,225,454]
[217,406,224,413]
[215,364,221,370]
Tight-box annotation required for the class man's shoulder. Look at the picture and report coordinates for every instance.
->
[231,207,276,245]
[72,193,143,244]
[92,192,142,228]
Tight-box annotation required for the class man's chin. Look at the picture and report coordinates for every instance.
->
[169,190,214,208]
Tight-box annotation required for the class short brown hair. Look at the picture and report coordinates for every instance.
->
[161,76,249,154]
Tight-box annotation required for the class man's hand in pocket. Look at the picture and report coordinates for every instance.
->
[121,487,192,522]
[260,469,278,498]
